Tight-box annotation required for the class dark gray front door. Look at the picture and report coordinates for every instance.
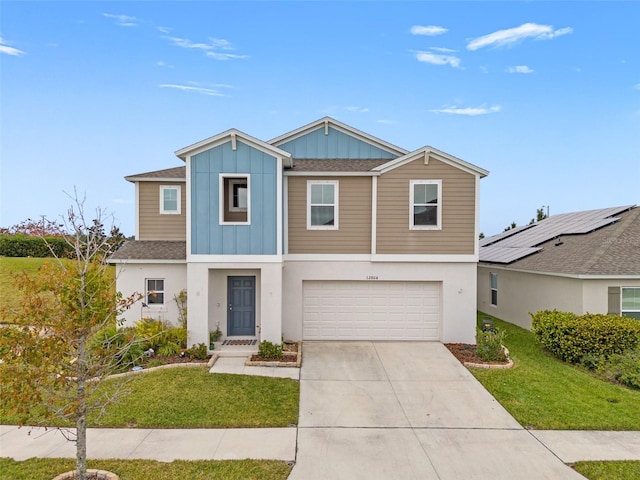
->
[227,276,256,336]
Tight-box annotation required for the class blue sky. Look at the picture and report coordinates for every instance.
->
[1,1,638,236]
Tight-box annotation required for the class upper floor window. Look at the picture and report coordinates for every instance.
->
[410,180,441,230]
[622,287,640,320]
[220,175,250,224]
[490,273,498,306]
[307,180,338,230]
[160,186,181,215]
[146,278,165,306]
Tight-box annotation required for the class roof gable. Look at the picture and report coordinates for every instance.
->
[175,128,292,167]
[374,146,489,178]
[269,117,407,159]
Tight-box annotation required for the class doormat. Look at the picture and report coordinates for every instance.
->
[222,339,257,346]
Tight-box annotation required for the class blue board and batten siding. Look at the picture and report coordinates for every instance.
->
[191,140,278,255]
[278,126,397,159]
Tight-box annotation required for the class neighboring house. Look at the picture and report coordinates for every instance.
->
[478,205,640,329]
[111,117,488,346]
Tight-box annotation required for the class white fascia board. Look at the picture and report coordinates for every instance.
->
[478,263,640,280]
[109,259,186,265]
[175,128,293,166]
[374,146,489,178]
[125,177,185,183]
[285,171,380,177]
[283,253,478,263]
[269,116,408,156]
[187,254,284,263]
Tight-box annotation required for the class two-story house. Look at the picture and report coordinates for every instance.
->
[110,117,489,346]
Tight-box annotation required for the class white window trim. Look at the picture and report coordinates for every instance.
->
[409,179,442,230]
[307,180,339,230]
[145,278,165,306]
[490,272,498,307]
[219,174,251,225]
[160,185,181,215]
[621,286,640,318]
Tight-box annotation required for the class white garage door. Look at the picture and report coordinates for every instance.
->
[303,281,441,341]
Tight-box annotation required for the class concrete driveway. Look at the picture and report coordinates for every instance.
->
[289,342,586,480]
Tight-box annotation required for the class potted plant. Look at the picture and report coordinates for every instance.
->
[209,325,222,349]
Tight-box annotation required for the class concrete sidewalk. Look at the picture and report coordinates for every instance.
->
[0,425,297,462]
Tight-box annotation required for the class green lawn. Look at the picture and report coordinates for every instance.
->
[1,367,299,428]
[0,457,292,480]
[472,313,640,430]
[573,460,640,480]
[0,257,47,311]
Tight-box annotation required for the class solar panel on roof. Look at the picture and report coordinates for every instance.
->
[479,205,634,264]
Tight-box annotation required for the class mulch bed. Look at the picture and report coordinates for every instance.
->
[445,343,510,366]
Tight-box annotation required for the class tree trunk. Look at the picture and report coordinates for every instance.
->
[76,397,87,480]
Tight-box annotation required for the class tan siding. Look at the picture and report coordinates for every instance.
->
[377,158,476,254]
[288,176,371,254]
[138,181,187,241]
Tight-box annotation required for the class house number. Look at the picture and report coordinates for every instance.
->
[366,275,379,280]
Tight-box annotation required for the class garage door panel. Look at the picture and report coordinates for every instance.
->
[303,281,441,341]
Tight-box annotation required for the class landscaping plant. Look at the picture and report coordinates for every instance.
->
[258,340,284,360]
[0,196,141,480]
[476,327,507,362]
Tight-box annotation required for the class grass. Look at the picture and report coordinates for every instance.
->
[0,257,47,311]
[573,460,640,480]
[0,457,292,480]
[472,313,640,430]
[1,367,300,428]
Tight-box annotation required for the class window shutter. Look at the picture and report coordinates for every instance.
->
[608,287,620,315]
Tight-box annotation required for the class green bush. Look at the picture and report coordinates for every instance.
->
[157,341,181,357]
[476,328,507,362]
[598,348,640,390]
[531,310,640,364]
[92,326,145,372]
[0,234,74,258]
[184,343,208,360]
[258,341,283,360]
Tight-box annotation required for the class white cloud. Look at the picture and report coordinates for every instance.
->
[410,25,448,36]
[159,84,229,96]
[103,13,138,27]
[507,65,534,74]
[430,105,501,116]
[156,61,174,68]
[0,37,25,56]
[429,47,457,53]
[376,119,396,125]
[415,51,460,68]
[345,106,370,113]
[166,36,247,60]
[157,26,171,34]
[467,23,573,50]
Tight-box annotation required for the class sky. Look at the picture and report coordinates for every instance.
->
[1,1,639,237]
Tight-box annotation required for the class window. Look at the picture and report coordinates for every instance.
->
[146,279,165,305]
[622,287,640,320]
[410,180,441,230]
[490,273,498,306]
[307,181,338,230]
[160,186,181,214]
[220,175,250,224]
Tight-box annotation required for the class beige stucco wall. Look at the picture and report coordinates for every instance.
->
[477,265,640,329]
[283,260,478,343]
[138,181,186,241]
[376,157,476,254]
[115,262,187,328]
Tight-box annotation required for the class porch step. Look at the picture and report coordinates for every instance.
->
[211,341,258,358]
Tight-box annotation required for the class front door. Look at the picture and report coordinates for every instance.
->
[227,276,256,336]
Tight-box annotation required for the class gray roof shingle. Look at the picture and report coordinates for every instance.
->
[110,241,186,261]
[125,167,186,181]
[480,206,640,275]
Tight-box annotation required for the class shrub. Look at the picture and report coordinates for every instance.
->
[92,326,145,372]
[0,234,74,258]
[157,341,181,357]
[258,340,283,360]
[184,343,208,360]
[531,310,640,364]
[476,328,507,362]
[598,348,640,390]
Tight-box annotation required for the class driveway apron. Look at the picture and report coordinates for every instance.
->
[289,342,586,480]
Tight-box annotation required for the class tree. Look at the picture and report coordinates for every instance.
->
[529,207,549,225]
[0,197,140,480]
[503,221,517,232]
